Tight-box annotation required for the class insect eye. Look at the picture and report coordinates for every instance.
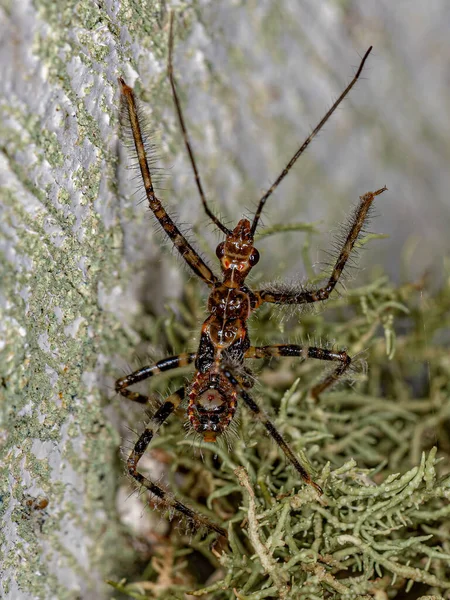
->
[216,242,225,259]
[249,249,260,266]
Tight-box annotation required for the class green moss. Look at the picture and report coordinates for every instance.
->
[110,256,450,599]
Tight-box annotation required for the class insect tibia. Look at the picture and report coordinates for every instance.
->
[118,80,167,192]
[133,471,227,538]
[318,186,388,291]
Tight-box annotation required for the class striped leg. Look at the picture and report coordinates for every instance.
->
[255,187,387,305]
[116,353,196,404]
[128,387,227,538]
[222,369,323,495]
[245,344,351,401]
[118,79,218,286]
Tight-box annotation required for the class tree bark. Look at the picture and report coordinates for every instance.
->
[1,1,449,598]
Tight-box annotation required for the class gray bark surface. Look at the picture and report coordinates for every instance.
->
[1,1,449,598]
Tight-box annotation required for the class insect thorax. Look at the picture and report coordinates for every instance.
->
[196,284,253,375]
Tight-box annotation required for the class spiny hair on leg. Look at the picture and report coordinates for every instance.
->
[119,441,137,462]
[172,512,217,540]
[261,278,319,319]
[221,416,241,452]
[119,92,168,193]
[202,209,234,233]
[318,196,378,288]
[346,349,368,382]
[137,205,214,276]
[144,485,220,538]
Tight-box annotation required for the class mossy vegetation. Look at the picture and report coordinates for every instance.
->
[109,233,450,599]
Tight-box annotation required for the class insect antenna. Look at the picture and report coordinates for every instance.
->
[168,11,231,236]
[251,46,373,235]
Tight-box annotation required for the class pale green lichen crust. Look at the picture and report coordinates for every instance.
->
[0,0,171,598]
[2,1,450,599]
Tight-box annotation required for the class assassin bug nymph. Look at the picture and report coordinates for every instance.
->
[117,14,387,539]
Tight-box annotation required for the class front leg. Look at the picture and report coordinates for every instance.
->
[256,187,387,305]
[245,344,351,401]
[116,352,196,404]
[128,387,227,538]
[119,78,219,286]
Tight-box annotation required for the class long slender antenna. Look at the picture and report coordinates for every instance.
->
[168,12,231,236]
[251,46,373,235]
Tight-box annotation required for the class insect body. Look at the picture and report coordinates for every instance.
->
[191,219,259,441]
[116,15,386,539]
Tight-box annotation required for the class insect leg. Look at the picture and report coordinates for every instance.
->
[256,187,387,305]
[116,352,196,404]
[118,79,219,286]
[222,369,323,494]
[128,386,227,538]
[246,345,351,401]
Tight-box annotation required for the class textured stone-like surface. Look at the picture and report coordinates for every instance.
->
[1,1,449,598]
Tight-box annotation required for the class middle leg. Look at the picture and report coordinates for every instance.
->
[116,352,196,404]
[256,187,387,306]
[245,344,351,401]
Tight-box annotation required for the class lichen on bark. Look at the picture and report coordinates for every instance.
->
[1,1,450,599]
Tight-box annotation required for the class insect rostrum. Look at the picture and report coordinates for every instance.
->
[116,15,386,539]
